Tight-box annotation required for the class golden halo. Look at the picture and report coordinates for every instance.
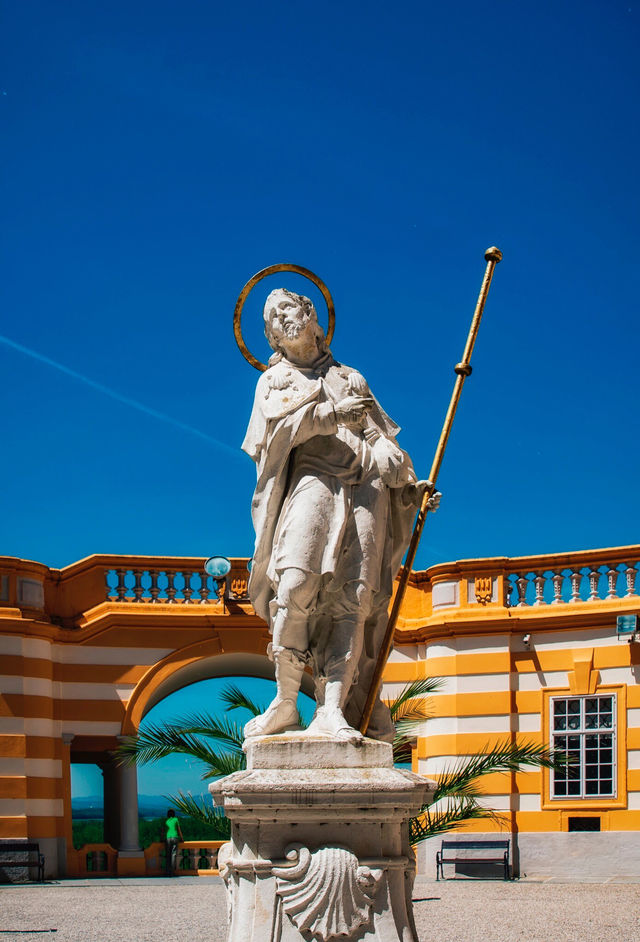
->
[233,263,336,372]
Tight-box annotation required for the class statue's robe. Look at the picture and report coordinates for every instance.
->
[242,351,420,740]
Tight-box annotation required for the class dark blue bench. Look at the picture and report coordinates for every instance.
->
[436,838,510,880]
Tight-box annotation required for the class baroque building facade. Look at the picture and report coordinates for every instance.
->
[1,546,639,880]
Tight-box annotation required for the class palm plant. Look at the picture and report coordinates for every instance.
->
[382,678,564,841]
[387,676,443,765]
[115,677,566,845]
[409,740,564,842]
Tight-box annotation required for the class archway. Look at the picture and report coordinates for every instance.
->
[122,640,316,736]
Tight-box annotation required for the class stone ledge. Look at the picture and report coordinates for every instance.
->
[243,733,393,770]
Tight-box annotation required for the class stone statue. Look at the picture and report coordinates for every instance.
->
[242,288,432,743]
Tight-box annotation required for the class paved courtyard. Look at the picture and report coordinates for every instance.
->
[1,877,639,941]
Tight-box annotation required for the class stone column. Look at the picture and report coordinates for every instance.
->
[100,759,121,849]
[60,734,75,879]
[117,760,140,851]
[115,739,145,876]
[211,735,434,942]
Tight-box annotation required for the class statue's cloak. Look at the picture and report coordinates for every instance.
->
[242,352,420,738]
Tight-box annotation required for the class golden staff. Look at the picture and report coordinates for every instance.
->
[359,246,503,735]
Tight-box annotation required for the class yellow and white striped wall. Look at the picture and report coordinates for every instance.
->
[2,546,639,880]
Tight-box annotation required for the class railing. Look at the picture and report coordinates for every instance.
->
[144,840,224,875]
[68,843,118,877]
[505,548,639,608]
[106,568,218,603]
[104,563,250,604]
[421,545,640,618]
[1,554,252,621]
[3,548,638,623]
[68,842,224,877]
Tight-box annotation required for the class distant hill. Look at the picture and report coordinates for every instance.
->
[72,794,208,818]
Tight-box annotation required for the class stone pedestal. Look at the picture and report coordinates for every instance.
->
[210,734,435,942]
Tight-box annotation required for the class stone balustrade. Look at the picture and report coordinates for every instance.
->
[69,841,224,877]
[67,843,118,877]
[420,544,639,617]
[104,561,250,604]
[0,554,252,622]
[505,548,638,608]
[143,840,224,875]
[106,567,215,603]
[3,548,638,623]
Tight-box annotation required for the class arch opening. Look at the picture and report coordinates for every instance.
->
[138,652,316,727]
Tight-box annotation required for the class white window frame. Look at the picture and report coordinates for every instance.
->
[550,693,617,800]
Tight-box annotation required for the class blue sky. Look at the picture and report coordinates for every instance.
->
[3,3,639,797]
[2,1,638,570]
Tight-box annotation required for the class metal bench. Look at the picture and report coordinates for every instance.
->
[0,841,45,882]
[436,838,510,881]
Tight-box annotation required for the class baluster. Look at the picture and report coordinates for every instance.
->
[214,576,227,602]
[569,568,582,603]
[199,574,211,604]
[116,569,127,602]
[132,569,144,603]
[515,574,529,606]
[105,570,113,601]
[533,572,546,606]
[624,563,638,597]
[606,566,619,599]
[505,579,514,608]
[149,570,160,603]
[166,571,177,604]
[551,570,564,604]
[183,571,193,604]
[588,567,601,600]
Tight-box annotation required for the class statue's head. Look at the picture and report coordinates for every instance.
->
[263,288,328,364]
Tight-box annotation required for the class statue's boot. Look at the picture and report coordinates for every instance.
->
[308,640,363,743]
[243,648,305,738]
[307,704,363,742]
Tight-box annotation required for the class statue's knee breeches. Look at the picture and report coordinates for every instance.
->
[269,568,322,658]
[274,567,322,617]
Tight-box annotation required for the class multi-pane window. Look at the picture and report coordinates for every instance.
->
[551,695,615,799]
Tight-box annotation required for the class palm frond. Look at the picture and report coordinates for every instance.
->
[433,740,567,803]
[164,711,246,752]
[114,725,240,772]
[220,683,268,718]
[200,751,246,779]
[410,797,505,844]
[389,678,444,765]
[387,678,444,723]
[393,716,428,739]
[168,792,231,839]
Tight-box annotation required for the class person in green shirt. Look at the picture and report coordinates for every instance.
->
[164,808,184,876]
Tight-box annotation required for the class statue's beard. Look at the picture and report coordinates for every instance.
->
[283,322,303,339]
